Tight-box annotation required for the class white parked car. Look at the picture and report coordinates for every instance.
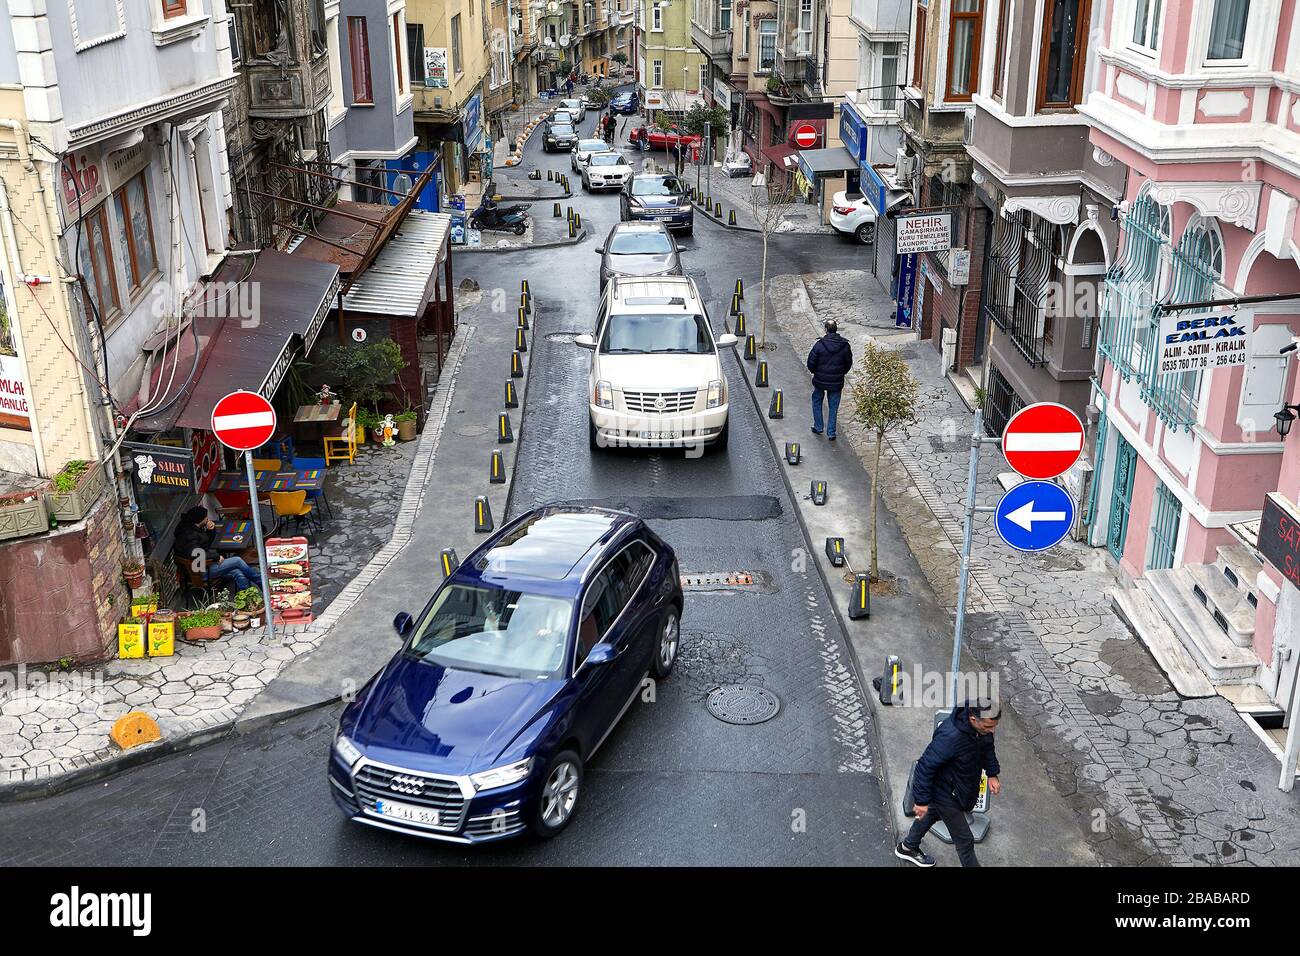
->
[559,98,587,122]
[572,138,611,171]
[576,276,737,453]
[829,190,878,244]
[582,151,634,191]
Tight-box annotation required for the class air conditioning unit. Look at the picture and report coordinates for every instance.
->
[894,148,914,181]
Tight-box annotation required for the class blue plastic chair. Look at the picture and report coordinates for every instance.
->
[292,456,333,520]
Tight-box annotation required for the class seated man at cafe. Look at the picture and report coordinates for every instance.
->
[173,506,263,593]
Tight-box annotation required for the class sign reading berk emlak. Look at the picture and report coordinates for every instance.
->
[1157,307,1252,374]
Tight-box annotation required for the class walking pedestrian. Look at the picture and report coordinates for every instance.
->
[805,319,853,440]
[896,699,1003,868]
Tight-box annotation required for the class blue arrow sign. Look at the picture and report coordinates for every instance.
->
[994,481,1076,553]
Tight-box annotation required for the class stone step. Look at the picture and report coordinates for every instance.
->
[1112,586,1216,698]
[1216,681,1283,716]
[1185,563,1255,648]
[1216,542,1264,596]
[1145,569,1259,684]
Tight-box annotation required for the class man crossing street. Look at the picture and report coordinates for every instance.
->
[805,320,853,440]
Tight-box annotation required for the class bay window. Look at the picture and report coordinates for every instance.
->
[946,0,982,101]
[393,13,406,95]
[759,19,777,71]
[348,16,374,104]
[1038,0,1090,109]
[993,0,1008,98]
[1130,0,1162,50]
[911,3,926,89]
[1206,0,1249,59]
[77,206,121,324]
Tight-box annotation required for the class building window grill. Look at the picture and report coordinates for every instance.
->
[1147,479,1182,570]
[983,363,1025,438]
[984,210,1058,366]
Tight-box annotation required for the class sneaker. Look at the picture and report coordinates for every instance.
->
[811,427,822,435]
[827,435,837,442]
[895,842,936,867]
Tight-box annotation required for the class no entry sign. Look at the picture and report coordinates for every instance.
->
[1001,402,1084,480]
[211,390,277,451]
[793,124,818,149]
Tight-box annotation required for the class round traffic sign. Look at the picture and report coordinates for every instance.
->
[211,390,277,451]
[793,124,818,149]
[1001,402,1085,480]
[994,481,1076,553]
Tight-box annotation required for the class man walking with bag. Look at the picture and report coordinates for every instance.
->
[805,320,853,440]
[896,699,1003,867]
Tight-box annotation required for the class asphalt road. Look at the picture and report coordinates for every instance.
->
[0,108,895,866]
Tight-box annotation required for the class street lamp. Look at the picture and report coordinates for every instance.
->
[1274,403,1300,438]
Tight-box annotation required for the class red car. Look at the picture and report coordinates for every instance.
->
[635,125,703,153]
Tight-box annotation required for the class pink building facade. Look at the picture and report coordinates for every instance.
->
[1081,0,1300,707]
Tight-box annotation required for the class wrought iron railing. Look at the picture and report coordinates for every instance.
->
[1147,479,1182,570]
[983,364,1025,438]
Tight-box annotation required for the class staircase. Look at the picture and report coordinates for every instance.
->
[1114,544,1264,692]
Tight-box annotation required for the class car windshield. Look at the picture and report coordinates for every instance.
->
[601,313,713,354]
[407,583,572,679]
[562,100,581,109]
[608,231,672,254]
[632,176,682,196]
[590,153,626,167]
[578,139,606,152]
[550,124,575,135]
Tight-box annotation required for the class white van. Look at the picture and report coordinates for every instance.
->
[575,276,737,453]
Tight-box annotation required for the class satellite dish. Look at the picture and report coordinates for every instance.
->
[560,33,571,46]
[547,1,558,10]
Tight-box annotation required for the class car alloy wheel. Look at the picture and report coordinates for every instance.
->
[652,610,679,678]
[532,750,583,837]
[856,222,875,245]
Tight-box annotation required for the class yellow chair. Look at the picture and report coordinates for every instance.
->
[324,402,358,465]
[252,457,282,472]
[270,490,317,533]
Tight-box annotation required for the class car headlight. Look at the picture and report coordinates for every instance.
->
[470,757,534,792]
[707,379,723,408]
[334,733,363,768]
[595,380,614,408]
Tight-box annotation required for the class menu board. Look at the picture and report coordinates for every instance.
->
[266,536,313,625]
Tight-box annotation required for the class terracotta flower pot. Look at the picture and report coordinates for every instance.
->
[124,569,145,589]
[183,625,222,641]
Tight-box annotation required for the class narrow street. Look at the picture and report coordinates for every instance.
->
[0,109,897,866]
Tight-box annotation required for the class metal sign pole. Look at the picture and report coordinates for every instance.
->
[244,451,276,643]
[951,408,983,705]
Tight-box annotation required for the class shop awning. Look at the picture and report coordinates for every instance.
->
[761,143,799,170]
[132,250,341,433]
[341,210,453,318]
[797,146,858,180]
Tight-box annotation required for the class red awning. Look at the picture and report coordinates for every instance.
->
[761,143,798,170]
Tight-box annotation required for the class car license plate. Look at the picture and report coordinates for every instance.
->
[374,799,440,826]
[640,430,681,440]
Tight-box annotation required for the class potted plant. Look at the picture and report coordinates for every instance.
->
[207,588,236,634]
[0,486,50,541]
[123,560,145,590]
[356,407,380,444]
[46,459,107,523]
[130,593,159,618]
[178,609,223,642]
[235,586,266,628]
[394,409,418,441]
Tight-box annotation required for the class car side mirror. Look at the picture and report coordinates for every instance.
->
[716,333,739,348]
[393,611,414,638]
[574,333,597,350]
[595,246,605,254]
[582,643,616,668]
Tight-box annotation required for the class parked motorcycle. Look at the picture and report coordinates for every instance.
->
[470,197,529,236]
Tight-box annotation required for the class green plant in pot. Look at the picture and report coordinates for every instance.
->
[178,609,223,641]
[123,560,145,589]
[235,586,266,627]
[394,409,418,442]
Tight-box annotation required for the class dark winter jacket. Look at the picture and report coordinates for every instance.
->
[173,520,215,567]
[806,333,853,391]
[911,704,1001,812]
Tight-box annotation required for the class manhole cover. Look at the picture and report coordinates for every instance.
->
[453,424,492,437]
[706,684,780,725]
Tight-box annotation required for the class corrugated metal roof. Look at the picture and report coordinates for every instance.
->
[341,210,452,317]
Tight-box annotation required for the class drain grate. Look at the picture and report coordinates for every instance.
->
[681,571,755,589]
[705,684,781,725]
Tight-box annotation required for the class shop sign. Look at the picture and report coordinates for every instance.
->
[1157,307,1252,374]
[59,142,149,220]
[1259,493,1300,592]
[0,273,30,431]
[191,430,221,494]
[123,441,195,491]
[713,80,732,110]
[645,89,665,109]
[840,102,867,163]
[463,92,483,151]
[897,212,953,255]
[425,48,449,88]
[267,537,314,625]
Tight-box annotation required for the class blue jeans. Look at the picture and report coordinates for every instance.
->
[812,387,842,438]
[208,557,261,592]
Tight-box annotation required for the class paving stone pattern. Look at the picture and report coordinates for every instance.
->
[763,268,1300,866]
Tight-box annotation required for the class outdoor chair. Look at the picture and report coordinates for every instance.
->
[270,490,317,534]
[292,456,334,519]
[324,402,358,465]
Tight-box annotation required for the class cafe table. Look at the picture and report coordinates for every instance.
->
[294,403,342,452]
[214,518,254,552]
[211,468,323,494]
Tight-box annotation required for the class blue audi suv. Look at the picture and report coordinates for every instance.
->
[328,507,682,843]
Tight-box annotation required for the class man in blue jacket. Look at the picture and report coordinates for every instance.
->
[805,320,853,440]
[896,699,1002,867]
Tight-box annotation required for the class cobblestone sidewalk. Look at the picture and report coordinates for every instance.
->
[695,166,834,235]
[764,268,1300,865]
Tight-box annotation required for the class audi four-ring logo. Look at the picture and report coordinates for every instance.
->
[389,774,425,795]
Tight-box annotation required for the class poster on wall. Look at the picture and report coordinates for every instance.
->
[0,274,31,431]
[425,48,449,88]
[1157,307,1252,373]
[266,537,314,625]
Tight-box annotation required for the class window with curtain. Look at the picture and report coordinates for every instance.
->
[1131,0,1162,49]
[348,17,373,103]
[993,0,1009,98]
[798,0,813,54]
[77,206,121,324]
[911,3,927,88]
[759,19,777,70]
[877,41,900,110]
[1039,0,1090,108]
[393,13,405,94]
[720,0,732,29]
[112,173,158,294]
[1206,0,1250,59]
[946,0,982,100]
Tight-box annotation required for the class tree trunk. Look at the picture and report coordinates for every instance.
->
[759,233,769,349]
[870,427,883,581]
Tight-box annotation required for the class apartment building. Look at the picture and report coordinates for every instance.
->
[639,0,707,115]
[1080,0,1300,741]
